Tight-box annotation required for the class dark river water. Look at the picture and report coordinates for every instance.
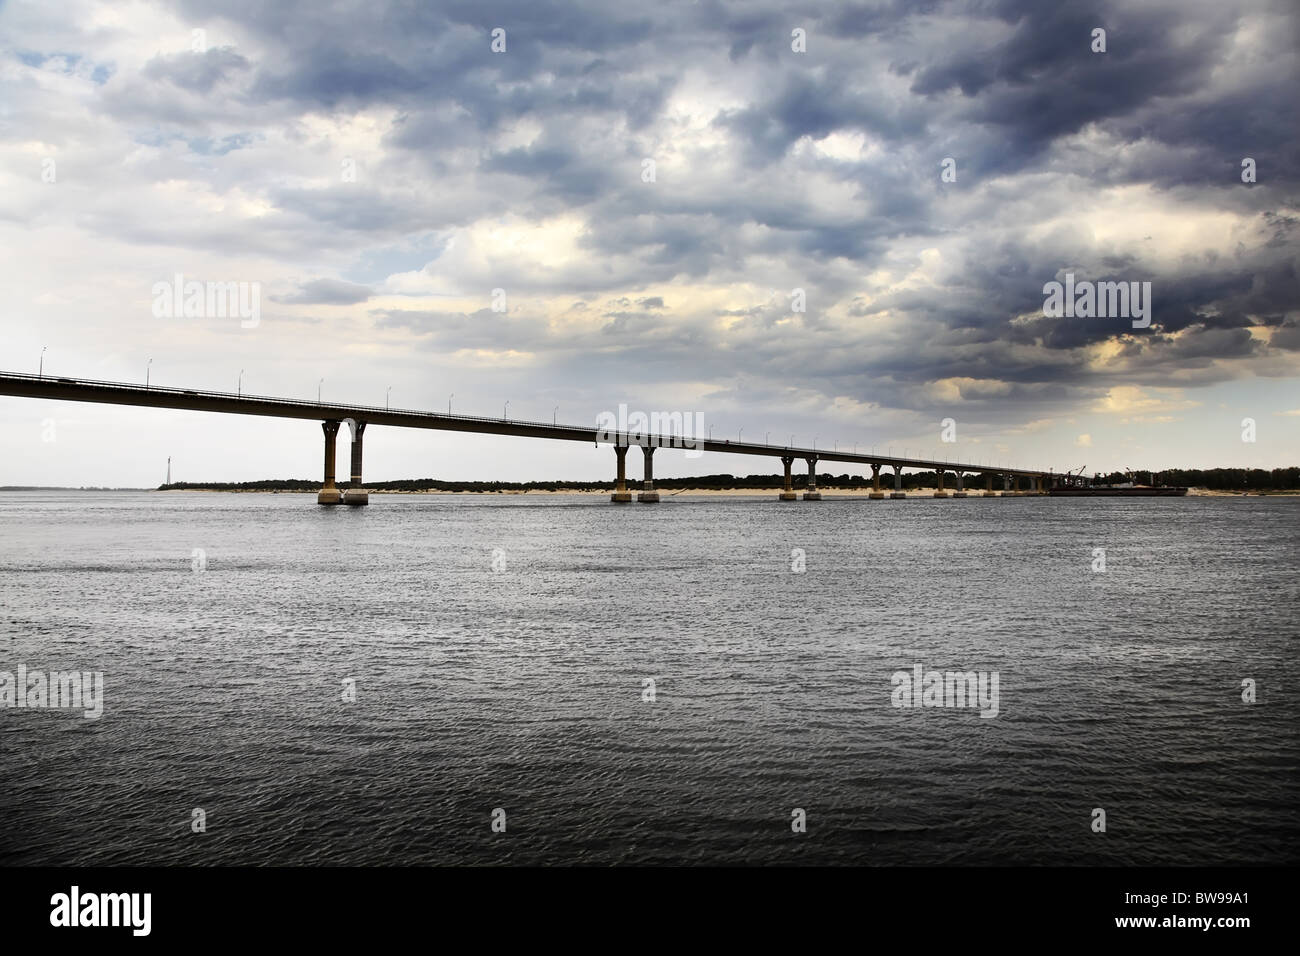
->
[1,491,1296,865]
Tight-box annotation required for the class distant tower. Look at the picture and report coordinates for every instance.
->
[166,457,171,486]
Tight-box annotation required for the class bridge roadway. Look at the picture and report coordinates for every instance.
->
[0,371,1056,505]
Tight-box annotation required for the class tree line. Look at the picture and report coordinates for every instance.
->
[158,466,1299,494]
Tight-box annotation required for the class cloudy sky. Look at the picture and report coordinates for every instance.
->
[2,0,1297,486]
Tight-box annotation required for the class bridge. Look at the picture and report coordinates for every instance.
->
[0,371,1059,505]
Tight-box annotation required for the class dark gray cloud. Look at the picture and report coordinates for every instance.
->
[7,0,1299,432]
[274,278,374,305]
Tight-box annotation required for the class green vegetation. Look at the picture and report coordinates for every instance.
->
[1095,468,1300,490]
[159,466,1298,494]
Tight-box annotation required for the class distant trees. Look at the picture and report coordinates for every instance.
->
[1094,468,1300,490]
[157,466,1300,494]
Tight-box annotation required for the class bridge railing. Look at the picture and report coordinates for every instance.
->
[1,371,599,435]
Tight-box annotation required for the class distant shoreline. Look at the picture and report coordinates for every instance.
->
[146,486,1300,497]
[5,484,1297,497]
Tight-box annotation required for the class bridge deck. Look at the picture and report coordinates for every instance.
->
[0,371,1048,477]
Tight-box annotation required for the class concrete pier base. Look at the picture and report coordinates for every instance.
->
[343,489,369,506]
[611,445,632,502]
[802,456,821,500]
[869,491,885,499]
[933,491,950,498]
[983,491,999,497]
[637,448,659,503]
[952,492,968,498]
[318,420,342,506]
[779,491,798,501]
[890,492,907,499]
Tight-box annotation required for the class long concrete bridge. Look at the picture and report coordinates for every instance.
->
[0,371,1061,505]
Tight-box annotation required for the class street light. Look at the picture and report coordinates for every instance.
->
[789,434,794,448]
[238,369,244,397]
[708,425,713,440]
[448,393,454,414]
[503,400,510,420]
[39,346,46,378]
[146,358,152,388]
[738,427,743,442]
[318,378,323,403]
[386,386,392,410]
[553,405,558,425]
[765,431,770,444]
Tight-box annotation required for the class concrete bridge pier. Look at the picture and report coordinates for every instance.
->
[953,472,968,498]
[779,456,797,501]
[933,468,949,498]
[983,473,998,497]
[1001,474,1013,496]
[869,463,884,499]
[343,419,368,506]
[890,465,906,499]
[318,420,342,505]
[611,445,632,502]
[803,457,822,500]
[638,445,660,502]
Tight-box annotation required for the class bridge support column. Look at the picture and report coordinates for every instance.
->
[343,419,368,506]
[638,445,659,502]
[1002,474,1013,496]
[890,465,906,499]
[803,458,821,500]
[983,473,998,497]
[933,468,949,498]
[953,472,967,498]
[317,420,342,505]
[1035,475,1046,496]
[779,456,797,501]
[611,445,632,502]
[869,463,884,499]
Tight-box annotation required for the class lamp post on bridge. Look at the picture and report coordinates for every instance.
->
[503,400,510,420]
[765,431,770,445]
[387,386,392,410]
[238,369,244,397]
[39,347,46,378]
[553,406,558,425]
[146,358,152,389]
[738,427,743,443]
[318,378,323,403]
[448,393,454,414]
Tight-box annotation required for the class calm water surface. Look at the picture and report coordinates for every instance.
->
[1,491,1296,865]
